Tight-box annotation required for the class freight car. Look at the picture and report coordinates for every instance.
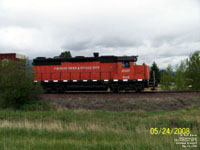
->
[33,53,153,92]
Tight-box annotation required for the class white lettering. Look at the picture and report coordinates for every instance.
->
[123,76,130,79]
[122,69,130,73]
[54,66,100,70]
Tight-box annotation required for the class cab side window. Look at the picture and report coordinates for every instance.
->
[122,61,130,68]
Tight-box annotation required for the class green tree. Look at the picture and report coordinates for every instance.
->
[185,51,200,90]
[175,61,187,90]
[150,61,161,84]
[160,64,175,91]
[59,51,72,59]
[0,60,42,109]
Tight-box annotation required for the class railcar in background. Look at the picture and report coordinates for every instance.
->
[33,53,154,92]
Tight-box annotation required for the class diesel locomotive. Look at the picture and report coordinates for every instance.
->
[33,53,153,92]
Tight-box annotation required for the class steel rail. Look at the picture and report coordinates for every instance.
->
[44,90,200,94]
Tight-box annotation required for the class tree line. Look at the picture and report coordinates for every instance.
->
[150,51,200,90]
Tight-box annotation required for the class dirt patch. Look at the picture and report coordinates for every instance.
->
[42,92,200,111]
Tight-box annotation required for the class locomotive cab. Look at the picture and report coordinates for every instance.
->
[111,56,150,92]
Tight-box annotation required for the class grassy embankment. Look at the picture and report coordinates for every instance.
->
[0,107,199,150]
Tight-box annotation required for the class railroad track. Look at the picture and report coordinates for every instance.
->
[44,90,200,94]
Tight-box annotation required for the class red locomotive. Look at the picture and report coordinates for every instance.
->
[33,53,152,92]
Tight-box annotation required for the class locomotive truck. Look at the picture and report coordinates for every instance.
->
[33,53,153,92]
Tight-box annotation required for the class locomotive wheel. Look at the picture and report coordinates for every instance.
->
[135,83,144,93]
[55,84,65,93]
[42,84,53,93]
[45,88,52,93]
[113,87,119,93]
[110,85,119,93]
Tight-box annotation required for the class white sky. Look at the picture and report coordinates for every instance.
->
[0,0,200,68]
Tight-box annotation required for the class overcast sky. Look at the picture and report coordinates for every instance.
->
[0,0,200,68]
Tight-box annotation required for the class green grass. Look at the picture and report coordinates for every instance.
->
[0,107,199,150]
